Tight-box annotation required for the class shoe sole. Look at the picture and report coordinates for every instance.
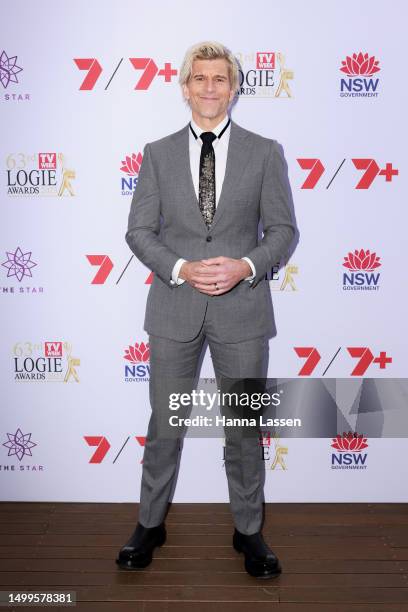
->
[115,530,166,570]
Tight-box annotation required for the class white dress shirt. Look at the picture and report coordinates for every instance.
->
[170,114,256,285]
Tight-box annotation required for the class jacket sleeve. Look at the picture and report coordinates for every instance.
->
[125,143,182,287]
[245,140,295,288]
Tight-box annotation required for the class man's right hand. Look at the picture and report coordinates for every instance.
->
[179,261,210,285]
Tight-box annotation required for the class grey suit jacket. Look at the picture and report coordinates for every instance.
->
[125,119,295,343]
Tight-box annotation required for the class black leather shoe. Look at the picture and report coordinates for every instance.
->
[233,528,282,578]
[115,522,166,570]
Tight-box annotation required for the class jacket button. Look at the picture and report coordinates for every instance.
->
[206,236,212,242]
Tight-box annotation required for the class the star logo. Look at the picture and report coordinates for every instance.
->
[0,51,23,89]
[3,428,37,461]
[2,247,37,282]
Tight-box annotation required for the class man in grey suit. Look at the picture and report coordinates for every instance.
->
[116,41,295,578]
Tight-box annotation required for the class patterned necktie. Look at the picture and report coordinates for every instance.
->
[198,131,217,229]
[189,119,231,229]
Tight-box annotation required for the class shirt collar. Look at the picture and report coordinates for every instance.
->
[190,114,230,139]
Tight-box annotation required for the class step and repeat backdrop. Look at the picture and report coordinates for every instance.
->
[1,0,407,502]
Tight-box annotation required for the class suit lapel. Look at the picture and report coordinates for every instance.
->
[210,120,250,231]
[171,124,208,230]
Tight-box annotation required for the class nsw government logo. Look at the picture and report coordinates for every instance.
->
[339,52,380,98]
[120,152,143,195]
[124,341,150,382]
[235,51,294,98]
[342,249,381,291]
[331,431,368,470]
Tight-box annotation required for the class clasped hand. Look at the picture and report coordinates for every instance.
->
[179,257,252,296]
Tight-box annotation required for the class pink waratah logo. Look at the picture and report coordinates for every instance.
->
[343,249,381,271]
[124,342,150,363]
[120,153,143,176]
[340,53,380,77]
[331,431,368,452]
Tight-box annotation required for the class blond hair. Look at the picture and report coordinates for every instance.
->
[179,41,239,92]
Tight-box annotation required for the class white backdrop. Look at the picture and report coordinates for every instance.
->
[1,0,407,502]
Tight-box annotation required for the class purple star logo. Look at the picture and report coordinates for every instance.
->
[2,247,37,282]
[3,428,37,461]
[0,51,23,89]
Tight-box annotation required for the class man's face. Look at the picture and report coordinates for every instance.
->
[182,58,235,123]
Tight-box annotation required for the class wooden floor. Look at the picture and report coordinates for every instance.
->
[0,503,407,611]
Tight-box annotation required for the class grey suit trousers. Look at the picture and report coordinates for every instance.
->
[139,298,269,535]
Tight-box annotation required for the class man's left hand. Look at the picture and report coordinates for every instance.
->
[190,256,251,296]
